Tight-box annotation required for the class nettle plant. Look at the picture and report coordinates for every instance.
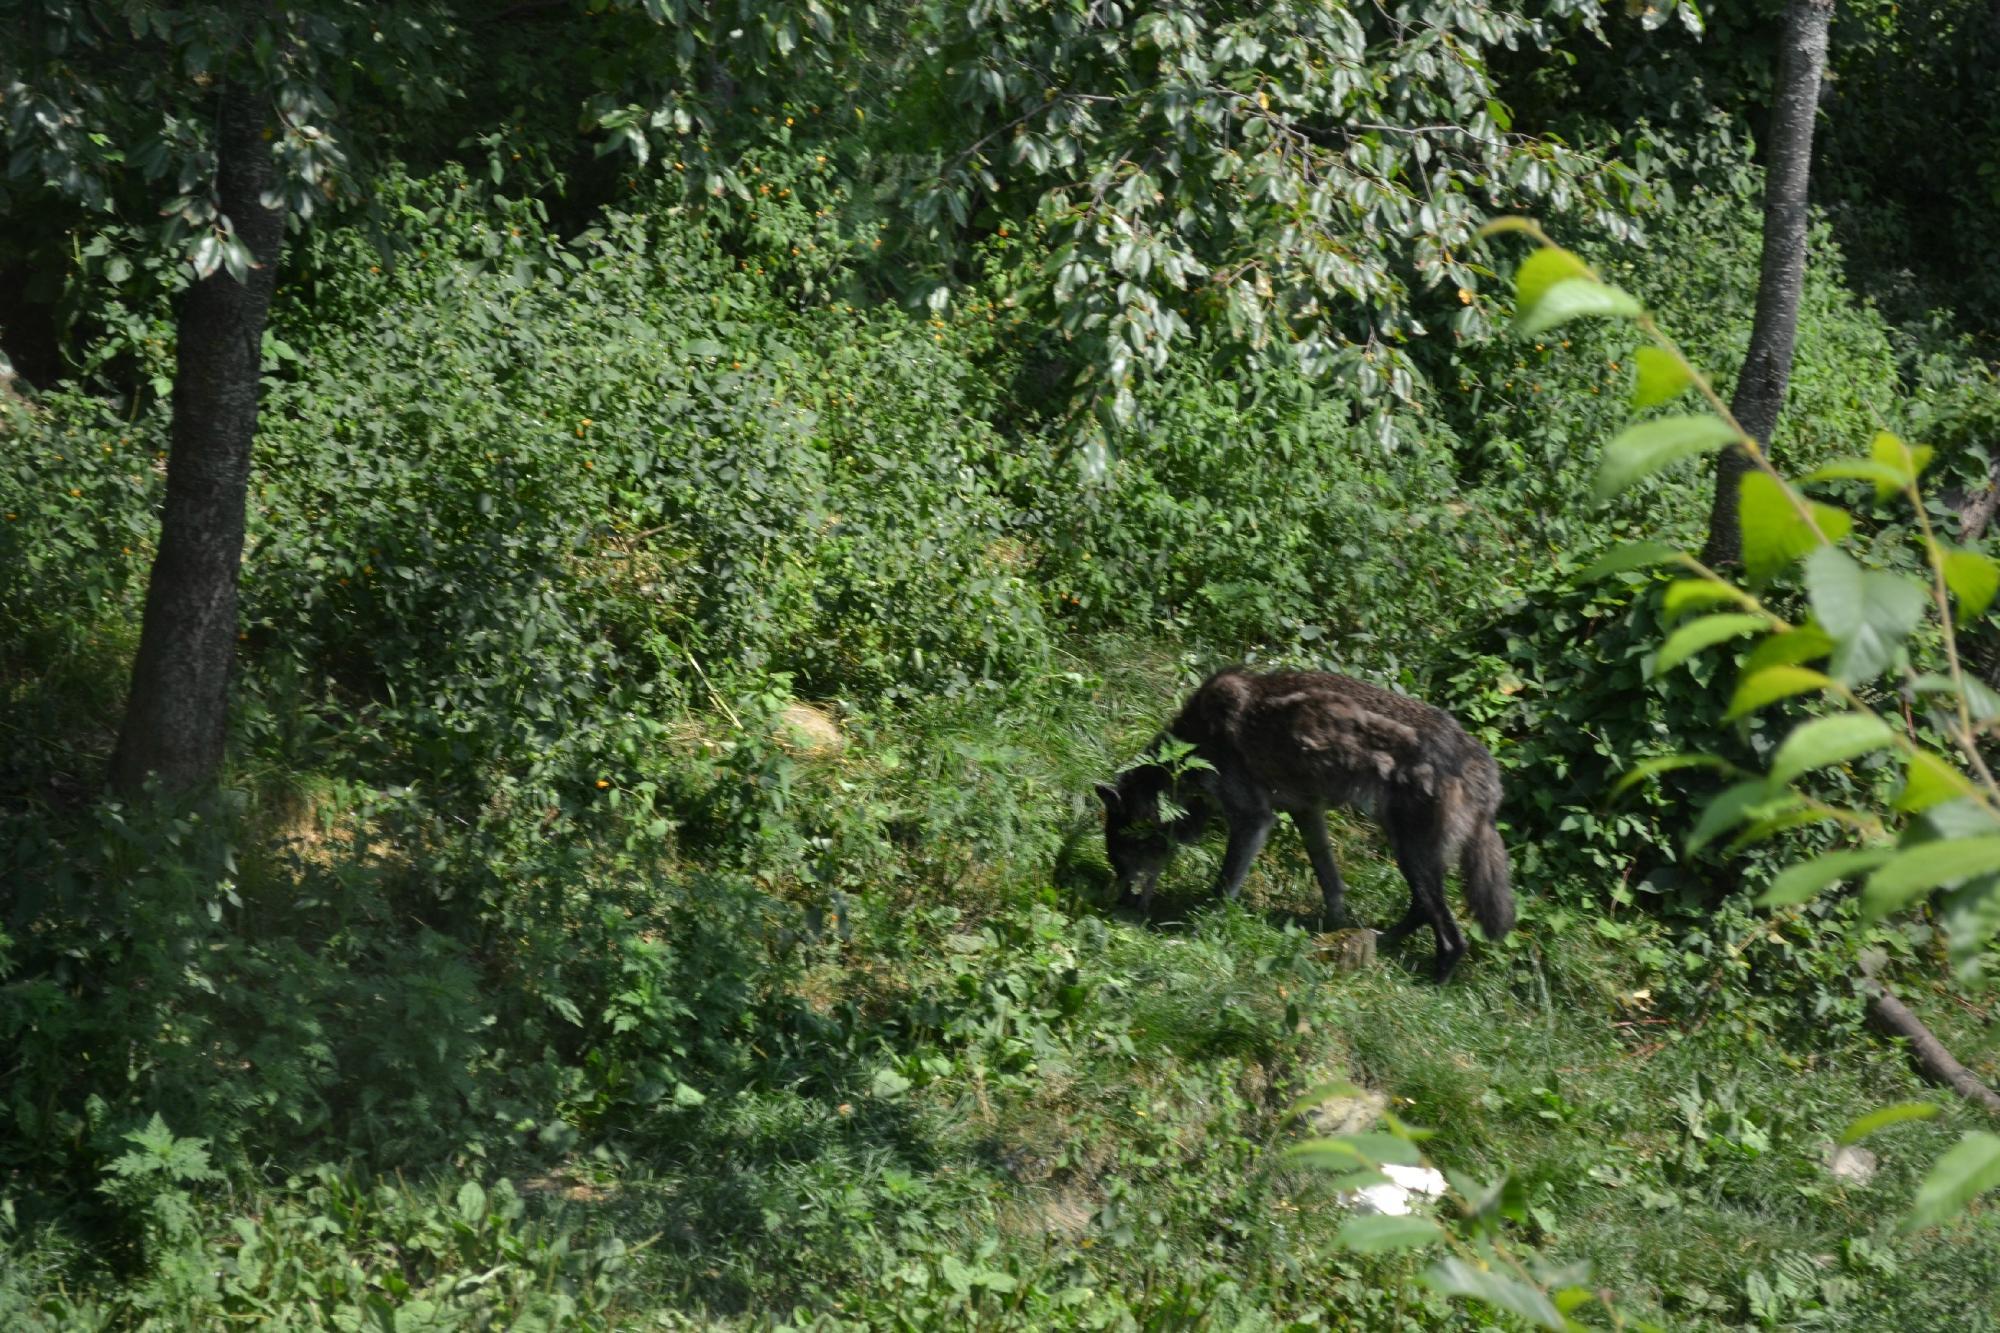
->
[1281,220,2000,1329]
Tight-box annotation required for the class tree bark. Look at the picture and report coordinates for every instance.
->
[109,85,283,797]
[1700,0,1834,568]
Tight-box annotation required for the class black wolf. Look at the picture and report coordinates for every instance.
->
[1096,668,1513,980]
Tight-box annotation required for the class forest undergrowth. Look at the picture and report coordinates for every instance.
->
[3,154,1998,1328]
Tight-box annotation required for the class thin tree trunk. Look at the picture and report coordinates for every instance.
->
[1701,0,1834,567]
[109,85,283,796]
[1959,460,2000,544]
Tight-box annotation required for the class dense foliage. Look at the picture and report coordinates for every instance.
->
[3,0,1999,1326]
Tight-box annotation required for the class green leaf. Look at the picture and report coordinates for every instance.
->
[1518,277,1642,336]
[1663,578,1750,622]
[1806,546,1928,684]
[1512,246,1593,314]
[1897,751,1978,814]
[1610,753,1736,799]
[869,1068,911,1099]
[1743,621,1835,673]
[1334,1214,1444,1253]
[1631,345,1693,409]
[1840,1102,1940,1145]
[1943,548,2000,625]
[673,1081,707,1107]
[1478,215,1541,239]
[1758,847,1897,907]
[1940,875,2000,975]
[1862,835,2000,919]
[1740,472,1852,583]
[1687,779,1789,856]
[456,1179,488,1224]
[1909,672,2000,722]
[1280,1079,1364,1124]
[1726,665,1832,720]
[1902,1132,2000,1233]
[1923,797,2000,839]
[1870,430,1934,501]
[1725,804,1842,854]
[1576,540,1682,582]
[1653,613,1767,675]
[1284,1132,1423,1168]
[1594,415,1742,503]
[1798,457,1908,494]
[1768,713,1897,787]
[1425,1257,1566,1330]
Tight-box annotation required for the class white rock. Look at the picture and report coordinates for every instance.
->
[1826,1144,1878,1186]
[1342,1164,1449,1216]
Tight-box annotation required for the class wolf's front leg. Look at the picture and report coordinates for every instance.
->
[1292,808,1349,928]
[1214,810,1275,900]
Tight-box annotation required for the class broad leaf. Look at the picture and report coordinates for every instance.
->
[1943,548,2000,625]
[1909,672,2000,722]
[1896,750,1978,814]
[1725,805,1843,854]
[1923,797,2000,839]
[1743,621,1835,672]
[1840,1102,1940,1145]
[1861,835,2000,919]
[1280,1079,1364,1124]
[1758,846,1896,907]
[1726,665,1832,720]
[1799,457,1911,493]
[1517,277,1642,337]
[1869,430,1934,501]
[1664,578,1750,622]
[1687,779,1790,856]
[1806,546,1928,684]
[1653,613,1767,675]
[1479,215,1544,239]
[1940,876,2000,975]
[1631,345,1692,409]
[1576,540,1682,582]
[1610,753,1736,799]
[1740,472,1851,583]
[1334,1214,1444,1253]
[1284,1132,1423,1167]
[1594,415,1742,502]
[1768,713,1897,787]
[1902,1132,2000,1233]
[1425,1257,1566,1330]
[1512,246,1593,315]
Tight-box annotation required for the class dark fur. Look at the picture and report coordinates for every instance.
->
[1097,668,1513,980]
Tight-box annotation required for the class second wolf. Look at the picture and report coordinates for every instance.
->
[1097,667,1513,980]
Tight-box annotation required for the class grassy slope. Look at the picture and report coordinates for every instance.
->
[572,654,1999,1330]
[4,641,1997,1330]
[5,179,1998,1328]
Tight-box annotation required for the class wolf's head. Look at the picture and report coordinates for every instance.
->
[1095,766,1178,899]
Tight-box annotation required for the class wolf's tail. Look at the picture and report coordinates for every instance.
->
[1460,819,1515,941]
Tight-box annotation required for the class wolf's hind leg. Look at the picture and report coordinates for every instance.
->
[1388,805,1466,981]
[1215,810,1276,901]
[1293,808,1349,927]
[1376,899,1424,947]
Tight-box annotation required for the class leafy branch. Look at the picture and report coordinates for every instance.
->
[1479,217,2000,1232]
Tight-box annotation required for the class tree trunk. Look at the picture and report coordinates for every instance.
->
[1700,0,1834,568]
[109,86,283,797]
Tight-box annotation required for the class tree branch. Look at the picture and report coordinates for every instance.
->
[1864,979,2000,1118]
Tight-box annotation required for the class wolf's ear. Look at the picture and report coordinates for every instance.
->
[1094,781,1120,812]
